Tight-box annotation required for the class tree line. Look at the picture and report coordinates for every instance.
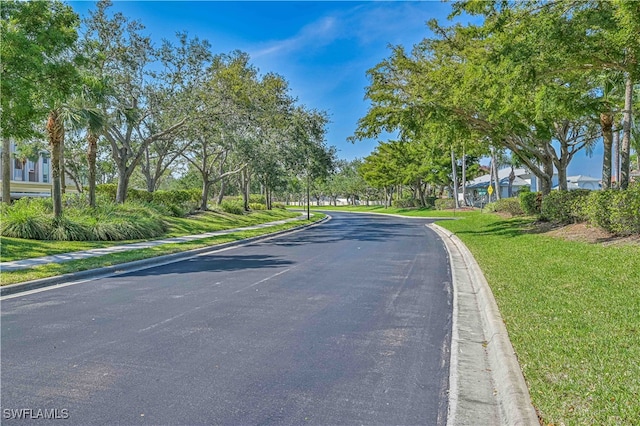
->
[1,0,335,216]
[351,0,639,206]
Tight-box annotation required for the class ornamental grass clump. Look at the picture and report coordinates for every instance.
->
[0,198,167,241]
[0,198,52,240]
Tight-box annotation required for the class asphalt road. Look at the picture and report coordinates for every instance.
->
[1,212,453,425]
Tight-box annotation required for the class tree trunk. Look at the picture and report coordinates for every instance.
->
[116,168,129,204]
[540,159,554,196]
[201,178,210,211]
[2,137,11,203]
[60,136,66,195]
[241,169,250,211]
[47,110,64,218]
[508,167,515,198]
[600,112,614,190]
[556,159,568,191]
[491,146,501,200]
[87,132,98,208]
[461,148,467,206]
[450,148,459,208]
[620,75,633,189]
[614,129,620,187]
[216,179,226,206]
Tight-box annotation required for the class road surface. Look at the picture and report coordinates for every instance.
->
[1,212,453,425]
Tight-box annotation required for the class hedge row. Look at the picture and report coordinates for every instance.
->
[96,184,201,217]
[521,184,640,235]
[392,197,437,209]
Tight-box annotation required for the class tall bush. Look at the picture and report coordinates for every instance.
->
[587,184,640,235]
[519,191,542,216]
[540,190,590,224]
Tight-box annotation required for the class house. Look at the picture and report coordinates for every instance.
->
[464,167,532,206]
[0,141,75,200]
[552,175,601,191]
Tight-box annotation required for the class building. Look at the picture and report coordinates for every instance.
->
[464,168,532,206]
[0,141,75,200]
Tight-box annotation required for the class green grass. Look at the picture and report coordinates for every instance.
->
[440,213,640,425]
[0,214,325,286]
[1,209,299,262]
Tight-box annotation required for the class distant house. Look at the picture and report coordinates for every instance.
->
[552,175,601,191]
[464,168,604,206]
[0,141,75,200]
[464,168,532,206]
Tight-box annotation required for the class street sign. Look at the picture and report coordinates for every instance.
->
[487,185,494,195]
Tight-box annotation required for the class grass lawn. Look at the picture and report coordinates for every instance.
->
[439,213,640,425]
[312,206,639,425]
[0,209,321,286]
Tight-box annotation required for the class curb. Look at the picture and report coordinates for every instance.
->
[428,223,538,426]
[1,215,330,297]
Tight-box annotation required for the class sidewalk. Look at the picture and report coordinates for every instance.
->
[0,213,311,272]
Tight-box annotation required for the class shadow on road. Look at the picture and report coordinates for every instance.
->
[123,254,295,277]
[263,217,427,247]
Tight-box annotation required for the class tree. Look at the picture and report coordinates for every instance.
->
[85,0,202,203]
[1,0,81,209]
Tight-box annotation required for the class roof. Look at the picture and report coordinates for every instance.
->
[567,175,600,182]
[466,168,531,188]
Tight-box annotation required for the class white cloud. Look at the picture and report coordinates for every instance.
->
[252,15,340,59]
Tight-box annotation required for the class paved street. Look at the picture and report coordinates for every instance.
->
[1,212,453,425]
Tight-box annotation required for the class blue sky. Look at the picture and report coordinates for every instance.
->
[69,1,604,178]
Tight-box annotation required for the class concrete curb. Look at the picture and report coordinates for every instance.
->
[1,215,330,297]
[428,223,538,426]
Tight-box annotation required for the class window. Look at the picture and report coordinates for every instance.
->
[13,158,23,181]
[42,157,49,183]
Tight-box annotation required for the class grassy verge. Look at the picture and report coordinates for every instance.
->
[1,209,300,262]
[0,213,325,286]
[311,205,639,424]
[438,214,640,425]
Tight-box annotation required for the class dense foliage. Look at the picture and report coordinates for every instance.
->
[353,0,639,205]
[2,0,335,214]
[1,197,166,241]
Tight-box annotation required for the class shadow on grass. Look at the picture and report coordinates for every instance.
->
[453,218,537,238]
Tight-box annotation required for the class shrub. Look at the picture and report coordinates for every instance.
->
[519,191,542,216]
[220,200,245,215]
[249,194,266,204]
[0,197,167,241]
[272,202,286,209]
[540,190,591,224]
[435,198,456,210]
[392,198,418,208]
[585,190,616,231]
[50,215,93,241]
[424,196,437,208]
[586,184,640,235]
[96,184,117,201]
[484,201,498,212]
[0,199,52,239]
[494,198,525,216]
[249,203,266,211]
